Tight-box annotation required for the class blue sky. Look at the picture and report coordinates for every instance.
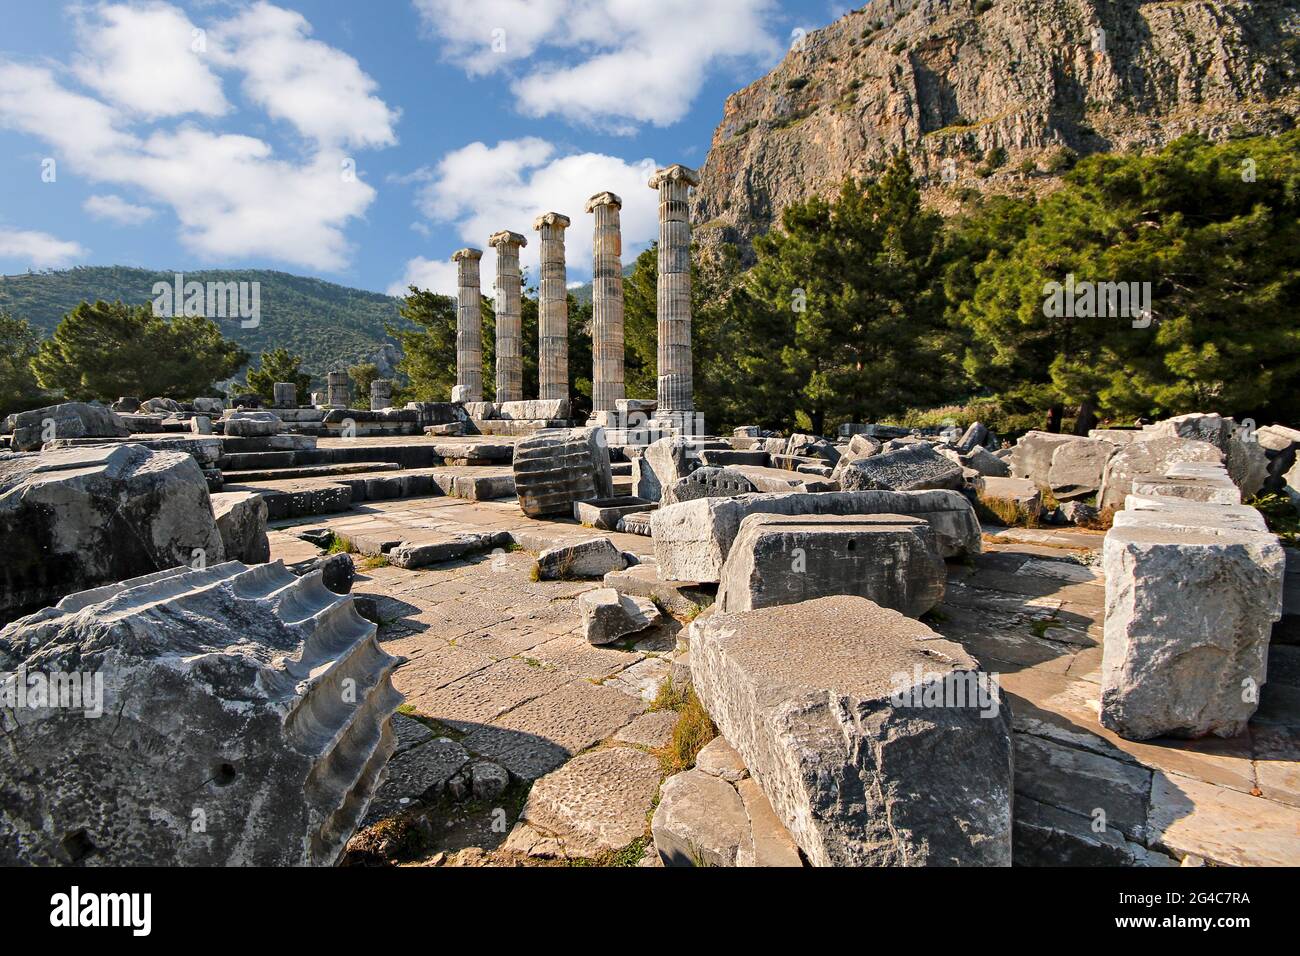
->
[0,0,849,295]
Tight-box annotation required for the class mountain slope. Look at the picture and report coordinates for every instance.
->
[693,0,1300,256]
[0,266,410,377]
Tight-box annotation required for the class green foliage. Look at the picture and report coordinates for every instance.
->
[960,131,1300,428]
[31,299,248,401]
[0,267,407,378]
[348,361,380,410]
[243,347,313,402]
[0,311,49,418]
[724,152,952,434]
[389,288,460,403]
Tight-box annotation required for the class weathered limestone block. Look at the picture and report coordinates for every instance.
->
[6,402,128,451]
[1010,431,1082,484]
[955,421,988,453]
[846,433,882,459]
[975,476,1043,516]
[211,491,270,564]
[223,410,282,437]
[1048,438,1116,499]
[497,398,571,421]
[956,446,1010,477]
[651,489,981,582]
[0,445,225,619]
[512,427,613,517]
[1145,413,1268,498]
[632,436,725,502]
[729,465,837,494]
[577,587,662,645]
[140,397,183,414]
[786,433,840,465]
[537,536,626,579]
[691,596,1013,866]
[1100,524,1285,740]
[652,769,752,867]
[1096,436,1222,512]
[573,495,655,531]
[193,396,224,416]
[0,560,402,865]
[834,443,963,492]
[717,513,945,617]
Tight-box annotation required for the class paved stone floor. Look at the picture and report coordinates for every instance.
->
[266,497,1300,867]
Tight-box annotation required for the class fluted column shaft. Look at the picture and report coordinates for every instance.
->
[650,165,700,417]
[452,247,483,403]
[534,212,570,402]
[489,231,527,403]
[586,192,625,414]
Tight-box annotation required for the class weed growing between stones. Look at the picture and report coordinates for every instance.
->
[651,677,717,775]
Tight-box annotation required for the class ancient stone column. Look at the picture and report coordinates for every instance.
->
[533,212,570,403]
[489,231,527,404]
[649,164,701,428]
[326,371,350,409]
[452,247,484,403]
[272,382,296,408]
[370,379,392,410]
[586,192,625,417]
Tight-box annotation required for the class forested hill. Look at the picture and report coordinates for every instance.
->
[0,266,410,376]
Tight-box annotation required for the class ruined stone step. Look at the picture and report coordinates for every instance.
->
[223,461,402,482]
[219,450,298,471]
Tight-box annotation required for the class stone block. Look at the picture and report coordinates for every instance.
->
[0,561,401,865]
[577,587,662,645]
[223,410,282,437]
[691,596,1013,866]
[975,476,1043,516]
[210,490,270,564]
[0,445,224,620]
[652,769,751,867]
[537,536,626,579]
[574,495,656,531]
[1048,438,1115,499]
[1100,524,1285,740]
[1010,432,1081,484]
[651,489,981,583]
[5,402,128,451]
[1097,436,1222,512]
[834,442,963,492]
[716,513,945,616]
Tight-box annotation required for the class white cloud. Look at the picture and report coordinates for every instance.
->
[84,193,157,224]
[391,136,660,296]
[210,2,399,149]
[414,0,782,130]
[72,1,228,119]
[0,228,87,268]
[387,256,460,297]
[0,2,397,271]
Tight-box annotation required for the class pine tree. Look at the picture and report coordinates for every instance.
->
[244,347,313,402]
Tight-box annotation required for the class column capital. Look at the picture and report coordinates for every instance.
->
[451,247,483,262]
[488,230,528,249]
[585,191,623,212]
[533,211,571,231]
[649,163,700,189]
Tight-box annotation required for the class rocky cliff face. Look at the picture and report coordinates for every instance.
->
[693,0,1300,256]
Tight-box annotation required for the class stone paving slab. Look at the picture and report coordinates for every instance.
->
[272,492,1299,866]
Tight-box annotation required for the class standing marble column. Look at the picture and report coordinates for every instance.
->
[533,212,570,403]
[451,247,484,403]
[649,164,701,427]
[488,231,527,404]
[586,191,625,417]
[370,379,392,410]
